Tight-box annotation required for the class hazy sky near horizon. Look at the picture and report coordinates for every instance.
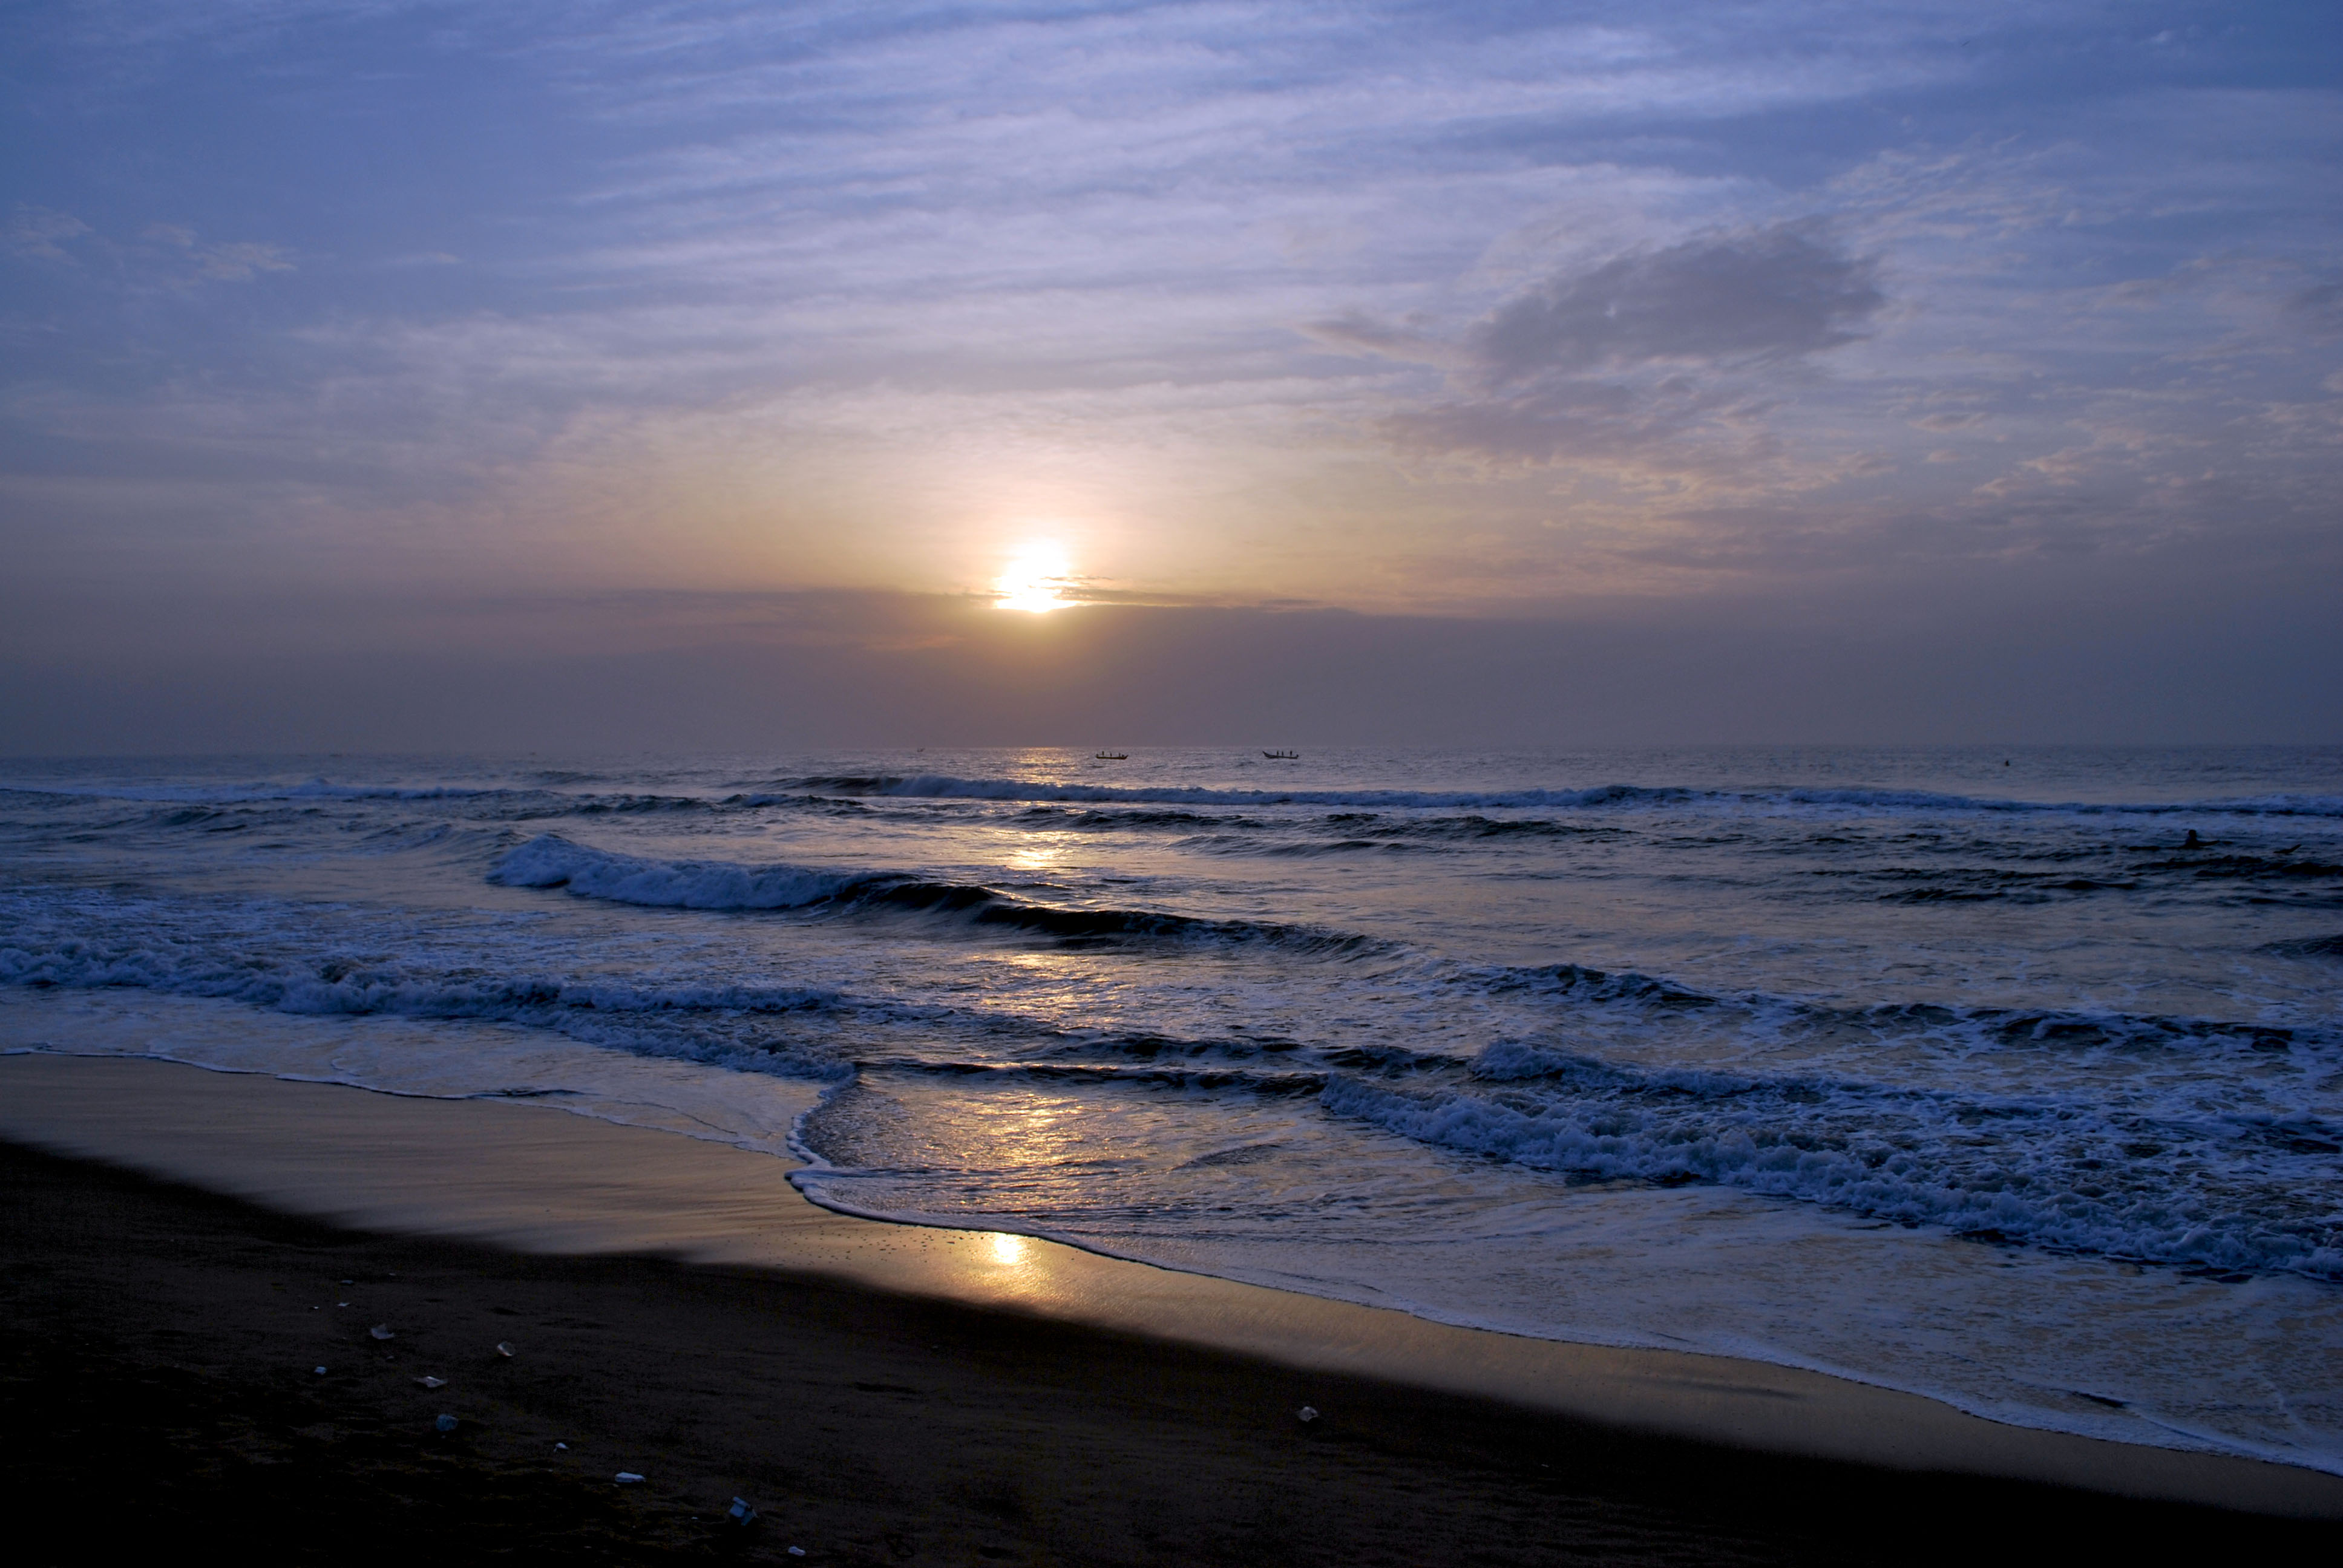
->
[3,1,2339,750]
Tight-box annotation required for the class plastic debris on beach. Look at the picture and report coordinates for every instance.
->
[614,1472,644,1485]
[369,1324,395,1341]
[1296,1406,1320,1423]
[787,1549,806,1558]
[727,1497,759,1527]
[313,1366,327,1376]
[416,1376,447,1389]
[495,1342,514,1357]
[434,1414,459,1432]
[555,1443,568,1451]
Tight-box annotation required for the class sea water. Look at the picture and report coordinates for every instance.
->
[3,746,2339,1469]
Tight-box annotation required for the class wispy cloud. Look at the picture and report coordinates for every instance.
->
[6,206,93,261]
[143,223,295,282]
[1470,224,1884,381]
[1,0,2336,626]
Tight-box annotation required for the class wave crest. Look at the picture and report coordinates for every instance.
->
[1326,1053,2343,1280]
[773,773,2343,818]
[490,834,1384,952]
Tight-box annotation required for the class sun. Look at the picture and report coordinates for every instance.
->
[994,546,1078,613]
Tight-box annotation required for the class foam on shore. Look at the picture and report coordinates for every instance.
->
[2,1050,2339,1520]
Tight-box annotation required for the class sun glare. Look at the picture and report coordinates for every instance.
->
[994,547,1077,613]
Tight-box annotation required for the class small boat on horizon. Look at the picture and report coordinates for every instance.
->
[1262,750,1300,760]
[1094,751,1129,760]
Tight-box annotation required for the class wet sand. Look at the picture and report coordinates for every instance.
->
[2,1053,2338,1563]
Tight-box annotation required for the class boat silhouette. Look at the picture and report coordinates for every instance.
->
[1261,750,1299,760]
[1094,751,1128,760]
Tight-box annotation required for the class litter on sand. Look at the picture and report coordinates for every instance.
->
[787,1549,806,1558]
[727,1497,758,1527]
[614,1472,645,1485]
[369,1324,395,1341]
[1296,1406,1320,1423]
[495,1342,514,1357]
[416,1376,447,1390]
[313,1366,327,1376]
[434,1415,459,1433]
[555,1443,568,1451]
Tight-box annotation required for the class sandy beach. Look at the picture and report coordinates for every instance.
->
[2,1053,2337,1564]
[13,0,2341,1552]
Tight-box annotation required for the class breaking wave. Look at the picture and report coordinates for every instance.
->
[0,918,859,1082]
[490,834,1385,953]
[7,873,2337,1280]
[1319,1037,2343,1280]
[779,774,2343,818]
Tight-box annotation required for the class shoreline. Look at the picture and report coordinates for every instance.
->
[24,1142,2341,1566]
[2,1051,2339,1528]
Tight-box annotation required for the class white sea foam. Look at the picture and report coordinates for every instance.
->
[5,745,2341,1474]
[1322,1070,2343,1281]
[486,834,1383,950]
[490,833,862,909]
[0,919,858,1082]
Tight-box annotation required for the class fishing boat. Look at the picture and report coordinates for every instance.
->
[1261,750,1299,760]
[1094,751,1128,760]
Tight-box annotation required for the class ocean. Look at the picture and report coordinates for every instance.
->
[3,745,2339,1471]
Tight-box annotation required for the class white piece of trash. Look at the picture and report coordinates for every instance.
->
[614,1472,644,1485]
[369,1324,395,1341]
[434,1414,459,1432]
[727,1497,758,1526]
[495,1342,514,1358]
[555,1442,568,1451]
[416,1376,447,1390]
[787,1549,806,1558]
[1296,1406,1320,1423]
[313,1366,327,1376]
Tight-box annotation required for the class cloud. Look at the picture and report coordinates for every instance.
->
[1343,223,1886,472]
[11,584,2339,753]
[1469,223,1885,384]
[4,210,293,284]
[2285,281,2343,337]
[6,206,92,261]
[1386,375,1737,468]
[4,1,2339,659]
[144,223,294,282]
[1300,311,1460,368]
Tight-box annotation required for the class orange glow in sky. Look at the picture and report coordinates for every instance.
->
[993,547,1078,613]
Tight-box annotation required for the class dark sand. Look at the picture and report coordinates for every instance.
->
[3,1056,2339,1564]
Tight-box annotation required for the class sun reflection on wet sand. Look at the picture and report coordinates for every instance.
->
[987,1231,1031,1266]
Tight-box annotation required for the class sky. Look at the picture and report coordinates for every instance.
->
[2,0,2338,751]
